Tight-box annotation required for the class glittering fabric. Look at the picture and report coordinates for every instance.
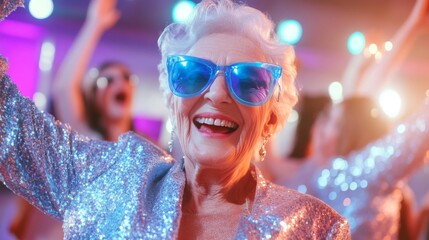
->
[0,0,23,21]
[236,168,350,239]
[284,107,429,240]
[0,56,7,79]
[0,75,350,239]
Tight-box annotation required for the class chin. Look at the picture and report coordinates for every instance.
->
[188,145,233,166]
[108,107,131,119]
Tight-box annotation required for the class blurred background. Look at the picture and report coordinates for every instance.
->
[1,0,429,153]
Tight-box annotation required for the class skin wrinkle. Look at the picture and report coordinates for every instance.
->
[175,33,271,219]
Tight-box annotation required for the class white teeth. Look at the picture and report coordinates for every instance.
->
[195,117,237,128]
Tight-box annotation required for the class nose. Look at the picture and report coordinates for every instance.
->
[204,73,233,105]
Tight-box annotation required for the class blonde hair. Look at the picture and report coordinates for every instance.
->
[157,0,297,133]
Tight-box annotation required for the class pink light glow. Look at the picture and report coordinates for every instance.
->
[0,20,43,98]
[0,19,42,39]
[133,116,163,142]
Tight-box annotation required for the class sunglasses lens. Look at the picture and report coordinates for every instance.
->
[170,60,212,96]
[229,65,273,105]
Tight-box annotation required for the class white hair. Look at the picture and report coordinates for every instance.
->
[157,0,297,133]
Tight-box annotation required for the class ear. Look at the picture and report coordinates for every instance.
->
[263,111,278,136]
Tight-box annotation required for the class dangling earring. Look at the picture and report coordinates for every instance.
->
[168,128,175,153]
[259,134,272,162]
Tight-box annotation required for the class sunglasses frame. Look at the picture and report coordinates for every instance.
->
[167,55,282,106]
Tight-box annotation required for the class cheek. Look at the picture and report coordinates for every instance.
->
[95,90,105,108]
[247,107,269,133]
[171,97,195,122]
[171,96,198,139]
[125,84,133,95]
[238,107,266,149]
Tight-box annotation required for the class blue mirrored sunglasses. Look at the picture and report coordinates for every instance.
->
[167,55,282,106]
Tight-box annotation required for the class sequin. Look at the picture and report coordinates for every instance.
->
[284,104,429,240]
[0,56,8,79]
[0,0,23,21]
[0,75,351,238]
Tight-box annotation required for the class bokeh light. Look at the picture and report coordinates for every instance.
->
[277,19,303,45]
[329,81,343,103]
[347,31,365,55]
[172,1,196,23]
[29,0,54,19]
[39,40,55,72]
[384,41,393,51]
[379,89,401,118]
[368,43,378,55]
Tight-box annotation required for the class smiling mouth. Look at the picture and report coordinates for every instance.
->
[194,117,238,134]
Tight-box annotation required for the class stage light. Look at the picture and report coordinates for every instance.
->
[33,92,47,110]
[384,41,393,51]
[368,43,378,55]
[277,19,302,45]
[172,1,196,23]
[39,40,55,72]
[347,32,365,55]
[29,0,54,20]
[329,81,343,103]
[379,89,401,118]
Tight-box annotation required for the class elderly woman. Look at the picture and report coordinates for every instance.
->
[0,0,350,239]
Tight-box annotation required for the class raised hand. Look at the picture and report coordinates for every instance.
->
[86,0,120,32]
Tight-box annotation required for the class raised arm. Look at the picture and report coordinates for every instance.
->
[316,101,429,237]
[52,0,120,138]
[0,72,121,220]
[343,0,428,99]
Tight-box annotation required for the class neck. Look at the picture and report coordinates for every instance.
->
[182,158,256,215]
[101,117,132,141]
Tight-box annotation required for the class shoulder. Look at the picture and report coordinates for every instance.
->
[117,131,174,166]
[119,131,167,153]
[257,181,350,239]
[265,182,339,215]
